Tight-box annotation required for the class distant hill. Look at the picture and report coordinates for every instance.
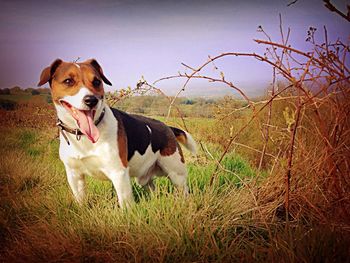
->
[159,84,265,98]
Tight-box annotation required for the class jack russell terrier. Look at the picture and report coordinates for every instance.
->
[38,59,196,207]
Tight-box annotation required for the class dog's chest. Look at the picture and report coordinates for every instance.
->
[60,133,119,180]
[69,155,109,180]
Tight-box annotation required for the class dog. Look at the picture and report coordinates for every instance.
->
[38,59,196,207]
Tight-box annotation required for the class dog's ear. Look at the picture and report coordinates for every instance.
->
[38,59,63,86]
[87,59,112,86]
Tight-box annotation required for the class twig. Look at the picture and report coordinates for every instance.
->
[254,39,349,77]
[258,68,276,170]
[210,84,293,186]
[323,0,350,22]
[232,142,276,159]
[154,51,295,119]
[284,58,312,222]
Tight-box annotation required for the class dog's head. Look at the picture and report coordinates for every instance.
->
[38,59,112,143]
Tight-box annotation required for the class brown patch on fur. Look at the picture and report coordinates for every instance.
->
[50,62,105,104]
[80,64,104,96]
[175,134,187,145]
[38,59,110,105]
[50,63,86,104]
[160,136,177,157]
[117,116,128,168]
[177,142,185,163]
[38,59,62,86]
[169,127,189,149]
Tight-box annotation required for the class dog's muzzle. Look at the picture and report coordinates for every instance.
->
[83,95,99,109]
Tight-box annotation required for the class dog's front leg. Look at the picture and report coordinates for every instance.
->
[65,167,86,204]
[108,168,134,208]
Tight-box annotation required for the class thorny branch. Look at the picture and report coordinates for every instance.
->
[288,0,350,22]
[106,79,189,131]
[155,19,349,219]
[323,0,350,22]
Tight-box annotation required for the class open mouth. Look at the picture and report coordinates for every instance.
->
[60,101,100,143]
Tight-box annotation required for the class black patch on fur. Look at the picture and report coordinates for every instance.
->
[110,108,177,160]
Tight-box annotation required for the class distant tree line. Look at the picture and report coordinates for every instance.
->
[112,94,244,118]
[0,86,50,95]
[0,88,10,95]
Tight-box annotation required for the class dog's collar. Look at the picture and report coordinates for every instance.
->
[56,108,105,145]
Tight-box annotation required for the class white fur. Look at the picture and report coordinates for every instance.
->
[129,145,158,179]
[157,148,188,193]
[183,131,197,154]
[59,106,131,206]
[60,87,92,110]
[58,96,191,208]
[146,125,152,134]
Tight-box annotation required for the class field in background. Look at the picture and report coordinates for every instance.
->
[0,90,349,262]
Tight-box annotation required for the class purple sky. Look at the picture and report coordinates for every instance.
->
[0,0,349,97]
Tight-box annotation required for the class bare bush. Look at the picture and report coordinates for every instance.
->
[152,16,350,224]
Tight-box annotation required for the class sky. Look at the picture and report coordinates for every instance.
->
[0,0,349,97]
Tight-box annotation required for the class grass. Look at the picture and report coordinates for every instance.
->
[0,93,33,102]
[0,93,349,262]
[1,126,349,262]
[0,127,258,262]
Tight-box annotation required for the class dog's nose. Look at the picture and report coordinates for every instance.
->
[83,95,98,108]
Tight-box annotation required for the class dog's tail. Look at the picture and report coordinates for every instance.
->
[169,127,197,154]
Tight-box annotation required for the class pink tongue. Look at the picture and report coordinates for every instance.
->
[76,110,100,143]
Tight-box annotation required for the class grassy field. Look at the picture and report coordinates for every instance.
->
[0,93,349,262]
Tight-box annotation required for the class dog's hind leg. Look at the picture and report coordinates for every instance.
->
[136,163,163,192]
[167,171,189,195]
[143,179,156,192]
[157,151,189,195]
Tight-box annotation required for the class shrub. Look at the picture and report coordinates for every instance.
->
[10,86,21,93]
[0,99,18,110]
[25,88,34,93]
[0,88,10,95]
[31,89,40,95]
[181,99,195,105]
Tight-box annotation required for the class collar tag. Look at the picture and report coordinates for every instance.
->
[75,130,81,141]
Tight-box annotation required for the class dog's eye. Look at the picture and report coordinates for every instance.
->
[63,78,74,86]
[92,78,101,87]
